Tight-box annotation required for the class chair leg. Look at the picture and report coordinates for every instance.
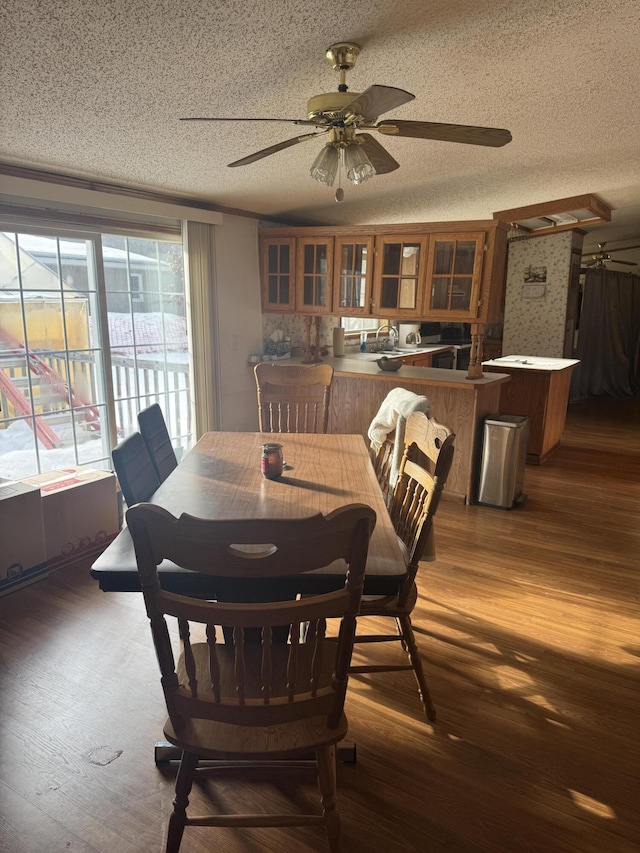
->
[165,750,198,853]
[397,615,437,722]
[316,743,341,852]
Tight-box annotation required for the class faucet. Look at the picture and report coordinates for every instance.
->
[376,324,399,349]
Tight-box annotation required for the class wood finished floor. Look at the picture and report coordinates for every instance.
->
[1,396,638,853]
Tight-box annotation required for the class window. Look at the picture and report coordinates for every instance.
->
[129,273,144,302]
[342,317,383,334]
[0,229,192,479]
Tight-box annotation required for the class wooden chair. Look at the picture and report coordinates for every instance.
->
[111,432,161,507]
[351,411,455,722]
[367,387,432,505]
[138,403,178,482]
[371,436,395,505]
[126,502,375,853]
[254,363,334,433]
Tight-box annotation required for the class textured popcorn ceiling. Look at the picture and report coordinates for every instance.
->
[1,0,640,251]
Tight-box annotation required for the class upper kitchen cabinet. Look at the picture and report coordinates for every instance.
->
[260,235,296,313]
[372,235,429,319]
[258,220,509,322]
[425,233,484,320]
[332,236,374,316]
[296,237,334,314]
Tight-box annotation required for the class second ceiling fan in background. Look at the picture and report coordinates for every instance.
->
[582,243,640,268]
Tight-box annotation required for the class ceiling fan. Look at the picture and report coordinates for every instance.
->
[581,242,640,268]
[180,42,512,200]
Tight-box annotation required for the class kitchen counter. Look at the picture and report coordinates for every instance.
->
[339,344,453,360]
[322,354,503,386]
[286,355,511,504]
[482,355,580,464]
[483,356,580,371]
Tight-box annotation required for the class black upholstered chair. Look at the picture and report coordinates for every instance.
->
[112,432,161,508]
[137,403,178,483]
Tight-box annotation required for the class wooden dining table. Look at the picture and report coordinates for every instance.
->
[91,431,406,766]
[91,431,406,598]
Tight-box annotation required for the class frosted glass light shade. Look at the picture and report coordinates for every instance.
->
[310,144,340,186]
[344,143,375,185]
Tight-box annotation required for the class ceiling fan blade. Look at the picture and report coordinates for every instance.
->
[181,117,317,125]
[610,259,637,266]
[609,244,640,252]
[341,85,415,124]
[377,119,512,147]
[583,259,598,266]
[228,131,328,167]
[357,134,400,174]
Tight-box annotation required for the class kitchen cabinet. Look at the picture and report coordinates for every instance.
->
[425,233,484,320]
[483,339,502,361]
[260,235,296,313]
[398,347,453,368]
[259,221,509,324]
[399,351,432,367]
[332,235,374,316]
[372,235,429,319]
[296,236,333,313]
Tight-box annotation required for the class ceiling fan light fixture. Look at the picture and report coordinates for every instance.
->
[343,141,375,185]
[310,143,340,186]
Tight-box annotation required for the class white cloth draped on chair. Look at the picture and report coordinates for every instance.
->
[367,388,431,490]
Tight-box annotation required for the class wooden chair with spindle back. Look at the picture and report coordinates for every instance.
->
[371,436,395,504]
[126,501,376,853]
[254,362,334,433]
[351,410,455,722]
[367,387,432,505]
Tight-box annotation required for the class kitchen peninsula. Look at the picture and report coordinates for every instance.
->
[288,355,511,504]
[482,356,580,464]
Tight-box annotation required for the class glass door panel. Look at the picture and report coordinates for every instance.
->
[261,238,295,311]
[297,238,333,313]
[373,236,427,317]
[0,231,109,478]
[333,237,373,315]
[0,229,191,479]
[102,235,191,455]
[426,234,483,316]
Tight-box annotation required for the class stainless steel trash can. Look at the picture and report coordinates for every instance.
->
[477,415,529,508]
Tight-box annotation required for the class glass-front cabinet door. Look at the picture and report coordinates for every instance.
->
[296,237,334,314]
[260,236,296,313]
[372,235,428,318]
[426,233,484,319]
[332,236,374,316]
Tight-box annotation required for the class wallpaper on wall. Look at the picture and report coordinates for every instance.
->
[502,232,576,358]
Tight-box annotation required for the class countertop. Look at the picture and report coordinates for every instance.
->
[285,355,511,388]
[483,356,580,372]
[337,344,454,362]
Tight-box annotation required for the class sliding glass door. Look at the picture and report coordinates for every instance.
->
[0,228,191,480]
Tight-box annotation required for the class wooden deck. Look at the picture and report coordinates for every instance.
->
[1,395,638,852]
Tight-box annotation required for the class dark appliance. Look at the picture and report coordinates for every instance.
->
[454,346,471,371]
[431,349,455,369]
[438,323,471,344]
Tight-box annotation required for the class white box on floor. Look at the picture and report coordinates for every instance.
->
[22,466,119,570]
[0,479,48,596]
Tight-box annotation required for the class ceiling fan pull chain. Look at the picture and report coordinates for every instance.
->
[335,154,344,203]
